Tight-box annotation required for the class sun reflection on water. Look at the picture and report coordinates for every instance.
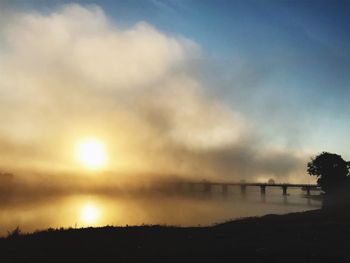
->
[0,193,322,236]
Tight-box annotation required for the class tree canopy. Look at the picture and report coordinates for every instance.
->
[307,152,349,194]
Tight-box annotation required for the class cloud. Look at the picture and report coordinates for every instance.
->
[0,4,307,182]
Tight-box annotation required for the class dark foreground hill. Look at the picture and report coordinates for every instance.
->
[1,208,350,263]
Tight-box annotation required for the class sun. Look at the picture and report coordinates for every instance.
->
[80,204,100,224]
[76,138,107,169]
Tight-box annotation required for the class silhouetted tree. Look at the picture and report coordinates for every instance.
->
[267,178,275,184]
[307,152,349,194]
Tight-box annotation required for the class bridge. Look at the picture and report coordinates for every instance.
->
[173,181,320,196]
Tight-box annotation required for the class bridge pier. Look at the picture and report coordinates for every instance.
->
[240,185,246,195]
[204,183,212,193]
[173,181,319,199]
[305,187,311,196]
[282,185,288,196]
[222,185,228,195]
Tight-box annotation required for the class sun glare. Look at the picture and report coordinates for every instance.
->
[76,138,107,169]
[80,204,100,224]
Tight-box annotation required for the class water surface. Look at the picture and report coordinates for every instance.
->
[0,187,321,236]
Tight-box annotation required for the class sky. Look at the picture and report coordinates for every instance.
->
[0,0,349,183]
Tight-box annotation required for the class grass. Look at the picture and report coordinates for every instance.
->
[1,208,350,262]
[6,226,21,239]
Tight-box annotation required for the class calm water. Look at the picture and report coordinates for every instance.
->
[0,187,321,236]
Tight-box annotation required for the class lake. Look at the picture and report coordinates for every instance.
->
[0,186,322,236]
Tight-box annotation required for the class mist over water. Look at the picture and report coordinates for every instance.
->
[0,188,321,236]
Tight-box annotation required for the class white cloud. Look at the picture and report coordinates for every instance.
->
[0,4,305,181]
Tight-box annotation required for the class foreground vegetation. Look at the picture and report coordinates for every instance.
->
[1,208,349,263]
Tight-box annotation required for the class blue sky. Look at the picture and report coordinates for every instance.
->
[87,0,350,156]
[1,0,350,178]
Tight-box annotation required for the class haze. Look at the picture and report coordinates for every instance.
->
[1,0,349,187]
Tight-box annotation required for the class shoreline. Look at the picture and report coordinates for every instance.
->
[1,208,349,262]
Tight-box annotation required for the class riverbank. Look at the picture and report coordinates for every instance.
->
[1,208,349,262]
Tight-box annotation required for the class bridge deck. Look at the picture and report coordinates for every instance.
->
[187,182,319,188]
